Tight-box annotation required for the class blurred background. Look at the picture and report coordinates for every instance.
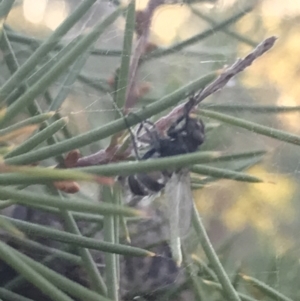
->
[2,0,300,298]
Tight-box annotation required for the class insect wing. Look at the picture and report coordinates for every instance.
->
[165,170,193,266]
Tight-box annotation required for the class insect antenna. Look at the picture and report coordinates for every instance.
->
[183,89,204,116]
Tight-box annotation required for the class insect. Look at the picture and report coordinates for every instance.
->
[126,99,205,199]
[121,97,205,265]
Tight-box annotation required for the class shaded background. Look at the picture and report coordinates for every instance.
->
[2,0,300,298]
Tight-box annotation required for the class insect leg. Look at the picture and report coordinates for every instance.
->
[136,121,161,152]
[108,100,142,160]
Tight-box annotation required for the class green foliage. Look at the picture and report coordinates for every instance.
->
[0,1,299,301]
